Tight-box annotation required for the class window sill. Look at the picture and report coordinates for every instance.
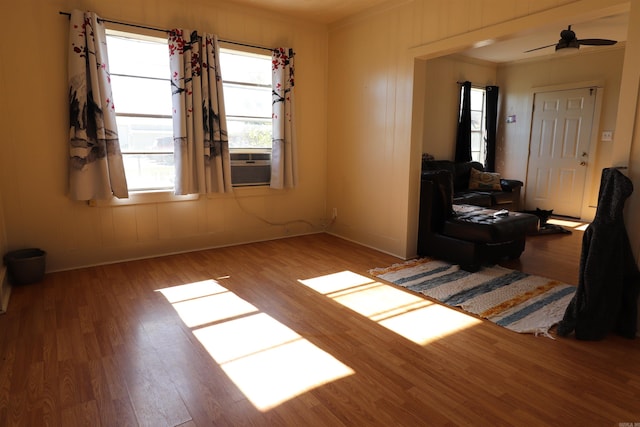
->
[89,191,200,207]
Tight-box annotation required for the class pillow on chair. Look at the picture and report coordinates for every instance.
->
[469,168,502,191]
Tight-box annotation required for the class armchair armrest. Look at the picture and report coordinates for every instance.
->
[500,179,523,192]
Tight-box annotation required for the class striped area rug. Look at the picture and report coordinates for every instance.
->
[369,258,576,338]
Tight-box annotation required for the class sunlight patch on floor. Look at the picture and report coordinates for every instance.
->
[548,217,589,231]
[156,280,354,411]
[299,271,481,345]
[159,279,259,328]
[194,313,353,411]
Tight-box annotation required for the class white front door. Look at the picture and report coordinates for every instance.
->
[525,87,596,217]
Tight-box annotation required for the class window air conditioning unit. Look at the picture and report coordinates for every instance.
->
[230,151,271,186]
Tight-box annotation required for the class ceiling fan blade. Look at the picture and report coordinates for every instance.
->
[524,43,556,53]
[577,38,617,46]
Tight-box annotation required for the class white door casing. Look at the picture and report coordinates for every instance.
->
[525,87,597,218]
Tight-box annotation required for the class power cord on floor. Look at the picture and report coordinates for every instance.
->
[233,194,316,229]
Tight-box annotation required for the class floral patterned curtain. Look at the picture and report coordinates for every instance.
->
[168,29,232,195]
[68,10,128,200]
[271,48,297,189]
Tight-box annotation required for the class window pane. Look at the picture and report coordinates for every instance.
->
[107,35,170,79]
[471,132,482,151]
[220,49,272,151]
[227,118,272,149]
[470,88,485,110]
[116,116,173,152]
[220,51,271,85]
[111,75,173,116]
[471,111,482,131]
[223,83,271,118]
[122,154,174,191]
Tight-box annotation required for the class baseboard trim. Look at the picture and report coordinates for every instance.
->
[46,231,324,273]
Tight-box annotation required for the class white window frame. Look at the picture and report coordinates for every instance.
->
[105,28,177,199]
[99,30,276,203]
[469,87,487,165]
[219,45,273,187]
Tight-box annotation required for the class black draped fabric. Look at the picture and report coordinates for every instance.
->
[557,168,640,340]
[484,85,499,172]
[455,81,472,163]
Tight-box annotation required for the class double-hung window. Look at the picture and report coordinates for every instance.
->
[106,30,174,192]
[219,48,273,186]
[469,87,487,165]
[106,31,274,192]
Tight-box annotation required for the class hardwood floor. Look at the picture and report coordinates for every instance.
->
[499,217,587,285]
[1,231,639,426]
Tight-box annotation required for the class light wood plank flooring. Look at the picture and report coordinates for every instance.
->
[1,231,639,426]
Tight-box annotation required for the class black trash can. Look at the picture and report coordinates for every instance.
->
[3,248,47,285]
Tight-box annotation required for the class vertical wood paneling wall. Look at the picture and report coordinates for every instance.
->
[326,0,634,259]
[0,0,328,271]
[2,0,639,275]
[0,189,8,312]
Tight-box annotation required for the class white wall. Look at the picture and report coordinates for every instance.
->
[0,0,328,271]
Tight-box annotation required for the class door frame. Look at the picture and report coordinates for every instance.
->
[525,80,605,221]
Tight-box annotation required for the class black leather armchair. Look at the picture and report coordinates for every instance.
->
[422,160,522,210]
[417,170,538,271]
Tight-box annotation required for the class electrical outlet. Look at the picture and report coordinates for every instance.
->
[332,208,338,220]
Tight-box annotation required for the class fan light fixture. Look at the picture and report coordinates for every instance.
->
[524,25,617,54]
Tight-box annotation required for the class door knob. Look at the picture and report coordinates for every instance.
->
[582,152,588,157]
[580,161,587,166]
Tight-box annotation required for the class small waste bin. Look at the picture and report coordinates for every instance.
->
[3,248,46,285]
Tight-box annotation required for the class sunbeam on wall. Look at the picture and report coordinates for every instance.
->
[298,271,481,344]
[156,279,354,411]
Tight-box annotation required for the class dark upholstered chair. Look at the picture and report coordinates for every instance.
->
[417,170,538,271]
[422,160,523,210]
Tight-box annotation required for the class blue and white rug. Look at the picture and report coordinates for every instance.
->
[369,258,576,338]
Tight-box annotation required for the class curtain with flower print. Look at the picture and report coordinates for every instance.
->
[271,48,297,189]
[68,10,128,200]
[168,29,232,195]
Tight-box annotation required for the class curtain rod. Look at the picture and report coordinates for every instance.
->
[456,81,492,89]
[58,11,274,52]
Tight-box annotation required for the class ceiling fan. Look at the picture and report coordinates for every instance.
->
[524,25,617,53]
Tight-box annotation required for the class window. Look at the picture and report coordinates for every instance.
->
[106,31,174,192]
[469,87,487,165]
[106,31,274,192]
[219,48,273,186]
[219,48,273,150]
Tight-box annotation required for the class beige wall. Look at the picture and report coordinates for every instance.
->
[496,46,625,218]
[416,46,624,221]
[0,188,8,313]
[0,0,328,271]
[327,0,631,259]
[2,0,639,275]
[421,56,498,160]
[326,6,416,257]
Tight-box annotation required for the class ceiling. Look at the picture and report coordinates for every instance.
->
[224,0,629,64]
[222,0,395,24]
[458,12,629,64]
